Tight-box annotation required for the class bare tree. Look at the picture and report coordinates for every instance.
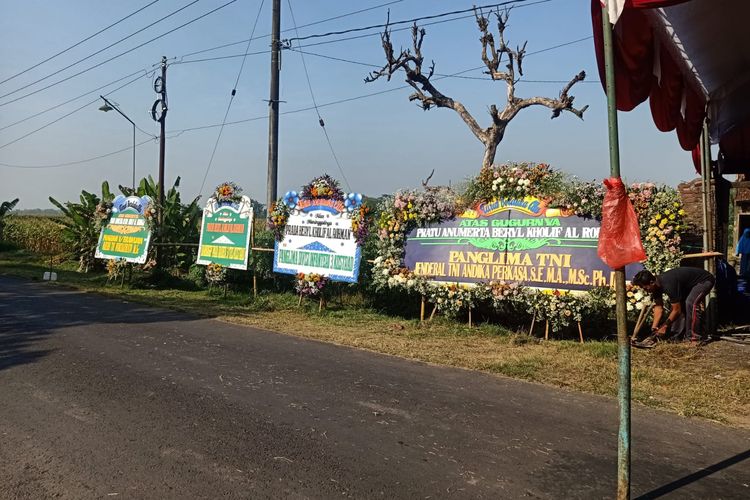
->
[365,8,588,169]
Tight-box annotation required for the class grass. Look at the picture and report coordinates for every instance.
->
[2,249,749,428]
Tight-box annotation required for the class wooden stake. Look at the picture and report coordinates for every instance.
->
[253,273,257,298]
[468,308,472,328]
[298,293,303,306]
[631,303,653,341]
[545,320,549,341]
[429,304,437,321]
[420,296,425,322]
[578,321,584,344]
[529,314,536,336]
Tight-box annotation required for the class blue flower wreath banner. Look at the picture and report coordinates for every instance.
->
[273,197,362,283]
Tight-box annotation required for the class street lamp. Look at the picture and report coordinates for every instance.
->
[99,95,136,190]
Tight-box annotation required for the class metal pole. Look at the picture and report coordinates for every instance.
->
[132,121,136,190]
[700,124,710,268]
[100,95,137,191]
[601,7,630,499]
[702,120,718,334]
[158,56,168,222]
[266,0,281,212]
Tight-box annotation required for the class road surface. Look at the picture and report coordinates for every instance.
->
[1,276,748,499]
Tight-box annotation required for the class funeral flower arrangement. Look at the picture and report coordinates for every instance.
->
[295,272,329,297]
[205,262,227,286]
[372,162,687,330]
[214,181,243,204]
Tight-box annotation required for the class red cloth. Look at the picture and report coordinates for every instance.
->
[592,0,706,153]
[626,0,691,8]
[649,44,683,132]
[692,144,702,174]
[598,178,646,269]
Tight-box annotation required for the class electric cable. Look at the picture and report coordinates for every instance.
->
[0,73,154,151]
[286,0,352,192]
[0,32,590,169]
[198,0,266,195]
[178,0,403,60]
[0,0,161,86]
[283,0,549,43]
[0,68,151,132]
[0,0,238,108]
[0,0,201,101]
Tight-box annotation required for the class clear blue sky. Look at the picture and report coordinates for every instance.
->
[0,0,699,209]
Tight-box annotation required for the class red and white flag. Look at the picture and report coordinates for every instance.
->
[600,0,627,24]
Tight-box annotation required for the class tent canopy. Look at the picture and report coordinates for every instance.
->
[592,0,750,173]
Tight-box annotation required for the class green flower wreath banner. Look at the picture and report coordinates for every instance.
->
[271,175,368,283]
[95,195,154,264]
[197,182,254,270]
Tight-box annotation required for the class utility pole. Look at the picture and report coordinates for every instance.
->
[266,0,281,212]
[157,56,168,223]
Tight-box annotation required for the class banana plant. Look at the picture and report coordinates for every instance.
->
[49,182,113,272]
[120,176,201,269]
[0,197,19,241]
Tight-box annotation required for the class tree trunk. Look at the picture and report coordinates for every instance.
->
[481,127,505,169]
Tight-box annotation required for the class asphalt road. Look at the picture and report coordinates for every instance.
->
[1,276,748,499]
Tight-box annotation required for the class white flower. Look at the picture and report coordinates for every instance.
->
[492,184,497,191]
[635,302,644,310]
[523,179,530,186]
[382,269,390,276]
[516,186,522,191]
[634,291,643,300]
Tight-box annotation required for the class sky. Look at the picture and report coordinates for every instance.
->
[0,0,702,209]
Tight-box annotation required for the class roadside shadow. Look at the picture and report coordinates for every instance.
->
[0,276,203,372]
[635,448,750,499]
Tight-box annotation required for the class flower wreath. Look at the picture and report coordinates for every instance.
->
[373,162,687,329]
[213,181,244,204]
[268,174,371,245]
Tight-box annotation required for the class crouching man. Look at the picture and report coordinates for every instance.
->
[632,267,715,346]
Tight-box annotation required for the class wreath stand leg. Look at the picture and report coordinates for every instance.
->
[298,293,303,307]
[577,321,584,344]
[468,308,472,328]
[544,321,549,341]
[529,314,536,336]
[318,295,326,312]
[631,303,653,342]
[420,296,425,323]
[224,283,228,298]
[429,304,437,322]
[252,273,257,298]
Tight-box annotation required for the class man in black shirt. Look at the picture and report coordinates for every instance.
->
[632,267,715,345]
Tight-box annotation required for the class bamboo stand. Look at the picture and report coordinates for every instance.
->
[544,320,549,341]
[298,293,303,306]
[468,308,472,328]
[577,321,584,344]
[631,303,653,342]
[420,296,425,322]
[529,314,536,336]
[429,304,437,321]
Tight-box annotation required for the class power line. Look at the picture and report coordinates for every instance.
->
[198,0,266,195]
[177,0,403,60]
[0,0,201,101]
[0,1,160,87]
[0,68,152,132]
[0,73,153,151]
[287,0,351,192]
[0,0,238,108]
[283,0,549,43]
[0,34,591,169]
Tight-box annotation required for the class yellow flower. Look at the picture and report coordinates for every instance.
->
[673,202,680,208]
[664,210,671,215]
[655,214,661,220]
[669,214,675,220]
[650,218,657,225]
[678,209,685,216]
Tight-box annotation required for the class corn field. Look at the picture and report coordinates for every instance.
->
[2,216,70,255]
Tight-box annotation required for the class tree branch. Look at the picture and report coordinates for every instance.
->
[512,71,589,120]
